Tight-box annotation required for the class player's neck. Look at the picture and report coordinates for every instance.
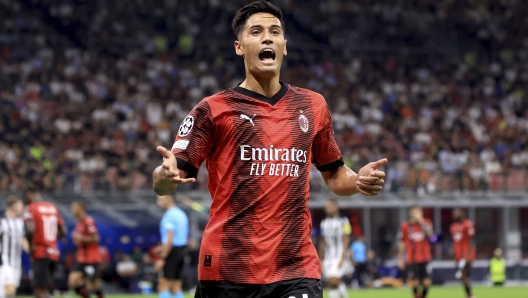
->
[240,74,281,98]
[5,210,16,218]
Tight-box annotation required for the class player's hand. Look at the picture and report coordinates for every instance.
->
[411,209,424,223]
[156,146,196,185]
[356,159,387,196]
[155,259,165,272]
[338,257,345,268]
[72,232,82,242]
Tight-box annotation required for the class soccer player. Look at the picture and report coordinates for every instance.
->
[319,200,350,298]
[23,185,67,298]
[450,208,476,298]
[156,195,189,298]
[0,196,29,298]
[68,201,104,298]
[398,206,433,298]
[152,1,387,297]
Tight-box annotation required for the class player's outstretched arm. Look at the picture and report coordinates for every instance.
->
[153,146,196,195]
[322,159,387,196]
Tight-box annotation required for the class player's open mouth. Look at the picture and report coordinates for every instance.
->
[259,49,275,62]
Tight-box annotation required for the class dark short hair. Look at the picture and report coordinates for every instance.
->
[6,195,20,208]
[327,198,338,205]
[232,0,284,38]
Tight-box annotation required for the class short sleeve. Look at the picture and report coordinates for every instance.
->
[172,99,215,179]
[398,223,408,241]
[162,216,175,231]
[86,217,98,235]
[23,206,34,222]
[312,103,344,171]
[466,221,475,238]
[425,219,433,231]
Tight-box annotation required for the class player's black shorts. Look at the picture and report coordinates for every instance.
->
[407,262,432,281]
[194,278,322,298]
[162,246,187,280]
[71,262,101,280]
[32,258,57,288]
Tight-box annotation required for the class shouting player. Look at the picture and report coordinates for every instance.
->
[450,208,476,298]
[68,201,104,298]
[319,199,350,298]
[23,185,67,298]
[153,1,387,297]
[398,206,433,298]
[0,196,29,298]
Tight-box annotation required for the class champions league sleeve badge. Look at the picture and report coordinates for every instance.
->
[178,116,194,137]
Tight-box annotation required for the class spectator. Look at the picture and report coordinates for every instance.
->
[116,255,137,290]
[131,246,145,264]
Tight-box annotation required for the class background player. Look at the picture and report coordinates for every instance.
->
[319,199,351,298]
[153,1,387,297]
[23,185,67,298]
[156,195,188,298]
[68,201,104,298]
[450,208,476,298]
[398,206,433,298]
[0,196,29,298]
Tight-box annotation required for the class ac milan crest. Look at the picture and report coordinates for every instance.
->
[298,114,309,133]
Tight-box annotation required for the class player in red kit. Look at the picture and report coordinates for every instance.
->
[450,208,476,298]
[68,202,104,298]
[398,206,433,298]
[22,185,67,298]
[152,1,388,297]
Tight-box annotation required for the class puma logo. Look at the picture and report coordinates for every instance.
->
[240,114,256,126]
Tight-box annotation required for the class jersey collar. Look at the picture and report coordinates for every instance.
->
[233,81,289,106]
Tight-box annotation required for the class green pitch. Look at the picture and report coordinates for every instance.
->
[91,287,526,298]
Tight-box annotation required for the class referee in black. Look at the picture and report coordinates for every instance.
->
[0,196,29,298]
[155,195,189,298]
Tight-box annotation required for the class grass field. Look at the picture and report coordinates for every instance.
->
[93,286,527,298]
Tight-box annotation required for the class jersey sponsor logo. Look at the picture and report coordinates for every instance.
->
[453,232,463,242]
[37,205,57,214]
[299,114,309,133]
[240,113,256,126]
[172,140,189,150]
[410,232,425,241]
[240,145,308,177]
[178,116,194,137]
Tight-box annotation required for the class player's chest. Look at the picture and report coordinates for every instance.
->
[2,222,23,236]
[75,223,86,234]
[451,225,465,241]
[407,226,426,242]
[215,103,317,144]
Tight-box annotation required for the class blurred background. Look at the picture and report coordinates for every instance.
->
[1,0,528,294]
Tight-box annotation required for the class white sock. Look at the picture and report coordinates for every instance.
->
[329,289,340,298]
[338,282,349,298]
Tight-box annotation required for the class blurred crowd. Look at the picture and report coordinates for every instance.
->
[1,0,528,194]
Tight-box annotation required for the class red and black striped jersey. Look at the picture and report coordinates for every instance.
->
[172,82,343,284]
[400,219,433,264]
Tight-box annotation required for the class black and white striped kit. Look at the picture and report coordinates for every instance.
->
[0,216,24,268]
